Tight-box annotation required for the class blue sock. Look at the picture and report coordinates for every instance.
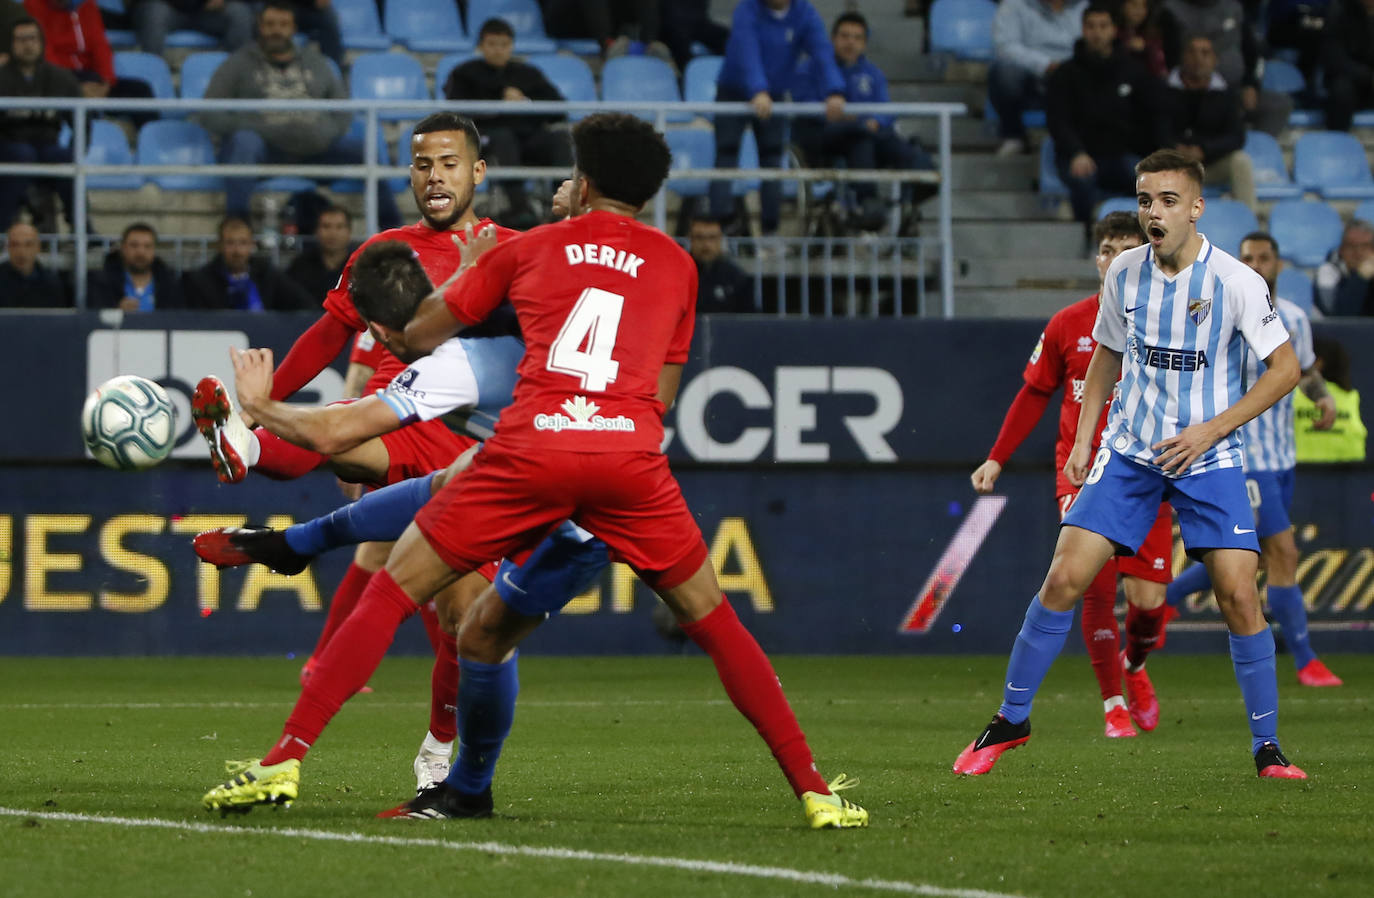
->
[447,653,519,795]
[997,596,1074,724]
[284,473,436,556]
[1230,630,1280,754]
[1166,561,1212,607]
[1266,584,1316,670]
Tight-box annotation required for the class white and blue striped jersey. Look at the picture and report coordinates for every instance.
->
[1240,296,1314,472]
[376,335,524,440]
[1093,237,1289,476]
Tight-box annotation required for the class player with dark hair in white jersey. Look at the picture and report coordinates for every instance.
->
[954,148,1309,780]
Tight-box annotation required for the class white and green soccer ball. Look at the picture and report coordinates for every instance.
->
[81,375,176,471]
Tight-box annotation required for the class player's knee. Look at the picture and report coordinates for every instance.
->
[353,540,393,572]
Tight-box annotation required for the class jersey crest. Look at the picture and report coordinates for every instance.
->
[1187,296,1212,326]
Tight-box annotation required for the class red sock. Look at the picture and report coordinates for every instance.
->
[418,602,459,743]
[679,599,827,798]
[252,427,329,480]
[310,562,373,659]
[1125,603,1170,669]
[264,569,420,764]
[1080,562,1122,701]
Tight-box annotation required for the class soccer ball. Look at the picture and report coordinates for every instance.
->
[81,375,177,471]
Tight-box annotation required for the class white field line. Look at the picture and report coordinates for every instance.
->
[0,806,1023,898]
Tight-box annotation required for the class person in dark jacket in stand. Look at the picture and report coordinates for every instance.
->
[88,222,185,310]
[182,216,314,311]
[443,17,570,228]
[1322,0,1374,132]
[1159,34,1256,209]
[1046,3,1159,231]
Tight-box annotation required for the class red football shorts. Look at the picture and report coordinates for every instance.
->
[378,418,477,485]
[415,446,708,592]
[1059,493,1174,584]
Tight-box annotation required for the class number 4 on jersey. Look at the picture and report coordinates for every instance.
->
[548,287,624,391]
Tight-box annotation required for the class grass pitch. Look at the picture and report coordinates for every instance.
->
[0,654,1370,898]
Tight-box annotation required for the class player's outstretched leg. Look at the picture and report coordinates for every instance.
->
[954,595,1071,774]
[1080,564,1134,738]
[202,758,301,815]
[192,376,257,484]
[1267,584,1343,687]
[1121,582,1168,732]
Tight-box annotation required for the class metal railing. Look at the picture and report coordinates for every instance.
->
[0,97,966,313]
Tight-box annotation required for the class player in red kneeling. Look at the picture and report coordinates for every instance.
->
[968,212,1172,747]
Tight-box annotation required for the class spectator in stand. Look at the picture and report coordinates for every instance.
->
[1157,0,1291,136]
[88,222,185,310]
[0,221,68,306]
[1314,219,1374,316]
[544,0,671,63]
[131,0,252,56]
[1264,0,1330,83]
[25,0,155,125]
[282,0,344,65]
[660,0,729,72]
[1116,0,1167,77]
[990,0,1088,157]
[688,216,751,314]
[443,17,570,229]
[710,0,845,237]
[199,1,400,230]
[1322,0,1374,132]
[183,215,314,311]
[1159,34,1257,210]
[285,203,352,304]
[1045,4,1158,230]
[791,11,935,233]
[0,17,81,232]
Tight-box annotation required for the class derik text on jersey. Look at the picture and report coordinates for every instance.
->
[564,243,645,277]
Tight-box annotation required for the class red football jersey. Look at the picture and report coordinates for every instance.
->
[348,329,389,371]
[1022,294,1112,496]
[322,219,518,391]
[445,210,697,453]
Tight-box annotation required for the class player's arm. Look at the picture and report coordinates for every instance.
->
[1152,341,1301,474]
[973,382,1055,493]
[232,347,404,456]
[270,311,357,401]
[1065,344,1123,486]
[1298,366,1337,430]
[403,224,507,360]
[657,364,684,412]
[342,359,375,400]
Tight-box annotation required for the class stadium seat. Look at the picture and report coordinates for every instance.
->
[1197,199,1258,256]
[1038,138,1067,198]
[384,0,471,53]
[349,52,430,121]
[1096,196,1138,219]
[1353,199,1374,224]
[1276,266,1315,314]
[1243,130,1302,200]
[1260,58,1305,95]
[166,31,219,50]
[113,52,174,101]
[329,117,394,195]
[466,0,558,54]
[929,0,996,62]
[601,56,690,123]
[526,54,596,119]
[179,51,227,102]
[665,127,714,198]
[1268,199,1344,267]
[683,55,723,104]
[334,0,393,51]
[136,120,223,190]
[85,119,144,190]
[433,51,478,97]
[1293,131,1374,199]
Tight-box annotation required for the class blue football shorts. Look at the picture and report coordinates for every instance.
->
[492,520,611,617]
[1245,468,1295,540]
[1063,447,1260,558]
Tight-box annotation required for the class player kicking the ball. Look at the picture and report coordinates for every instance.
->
[972,211,1173,740]
[954,149,1307,780]
[202,113,868,829]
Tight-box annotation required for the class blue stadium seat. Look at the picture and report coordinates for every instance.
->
[434,51,478,97]
[557,37,603,56]
[1197,198,1258,256]
[1268,199,1344,267]
[929,0,996,62]
[1293,131,1374,199]
[1353,199,1374,224]
[1275,266,1314,314]
[601,56,690,123]
[166,31,220,50]
[384,0,470,53]
[349,52,430,121]
[329,117,395,195]
[1038,138,1067,198]
[1243,130,1302,200]
[114,52,174,101]
[466,0,558,54]
[179,51,227,102]
[1096,197,1138,219]
[664,127,714,198]
[85,119,144,190]
[1260,58,1305,94]
[683,55,722,104]
[136,120,222,190]
[526,54,596,119]
[334,0,393,51]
